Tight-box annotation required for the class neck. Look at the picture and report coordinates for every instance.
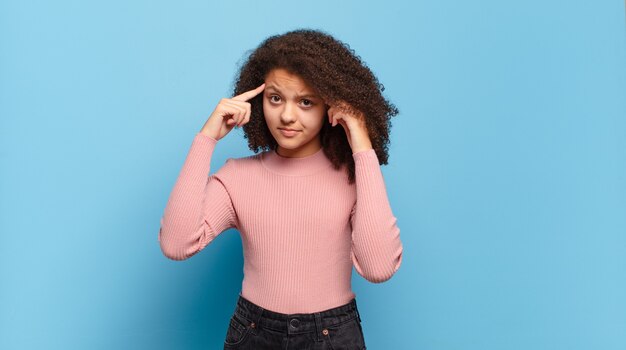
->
[261,146,333,176]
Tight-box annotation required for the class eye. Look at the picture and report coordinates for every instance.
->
[301,99,314,107]
[269,95,281,103]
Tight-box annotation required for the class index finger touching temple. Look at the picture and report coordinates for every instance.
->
[232,83,266,102]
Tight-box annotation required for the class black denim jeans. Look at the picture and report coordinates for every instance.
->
[223,294,367,349]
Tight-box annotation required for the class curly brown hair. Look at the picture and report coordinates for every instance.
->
[230,28,399,184]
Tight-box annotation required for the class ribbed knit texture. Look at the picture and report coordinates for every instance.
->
[158,132,403,314]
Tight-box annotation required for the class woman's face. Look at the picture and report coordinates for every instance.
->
[263,68,327,158]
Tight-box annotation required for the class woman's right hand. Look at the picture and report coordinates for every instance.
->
[200,83,266,141]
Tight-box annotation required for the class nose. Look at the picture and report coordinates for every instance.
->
[279,101,297,124]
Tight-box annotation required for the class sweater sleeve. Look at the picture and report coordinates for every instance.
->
[349,149,403,283]
[158,132,239,261]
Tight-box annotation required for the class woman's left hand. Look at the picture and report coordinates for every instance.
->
[327,101,373,153]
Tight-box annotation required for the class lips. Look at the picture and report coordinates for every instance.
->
[279,128,300,132]
[279,128,301,137]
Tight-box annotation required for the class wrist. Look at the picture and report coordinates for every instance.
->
[199,128,219,141]
[351,143,373,154]
[351,134,373,153]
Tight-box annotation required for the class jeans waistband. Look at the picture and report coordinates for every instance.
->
[233,294,362,336]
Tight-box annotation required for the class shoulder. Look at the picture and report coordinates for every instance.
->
[230,151,266,165]
[212,151,268,178]
[224,151,267,168]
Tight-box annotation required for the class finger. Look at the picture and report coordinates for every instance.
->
[222,100,246,124]
[238,105,250,126]
[228,107,244,126]
[220,105,244,126]
[232,83,266,102]
[240,108,251,127]
[235,105,250,127]
[229,101,251,127]
[332,112,341,127]
[224,98,251,108]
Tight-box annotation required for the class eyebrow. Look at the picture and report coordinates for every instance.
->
[265,85,319,99]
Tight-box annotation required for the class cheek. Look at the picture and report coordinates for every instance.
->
[302,109,327,129]
[262,102,276,123]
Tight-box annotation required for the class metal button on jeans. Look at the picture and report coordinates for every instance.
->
[289,318,299,328]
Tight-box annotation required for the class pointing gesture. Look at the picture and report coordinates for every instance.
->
[232,83,266,102]
[200,83,266,141]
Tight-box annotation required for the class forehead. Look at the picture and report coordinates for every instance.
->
[264,68,316,93]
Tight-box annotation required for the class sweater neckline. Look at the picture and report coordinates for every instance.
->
[261,146,333,176]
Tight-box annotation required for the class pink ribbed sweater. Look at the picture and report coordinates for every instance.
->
[158,132,403,314]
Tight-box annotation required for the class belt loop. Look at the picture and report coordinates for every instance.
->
[314,312,323,342]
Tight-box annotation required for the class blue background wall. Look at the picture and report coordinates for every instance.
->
[1,1,625,349]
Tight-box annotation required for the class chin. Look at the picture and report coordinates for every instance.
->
[276,141,302,150]
[276,136,314,151]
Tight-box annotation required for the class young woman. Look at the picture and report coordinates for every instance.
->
[158,28,403,350]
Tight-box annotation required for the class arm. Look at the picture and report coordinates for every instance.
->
[350,149,403,283]
[158,133,238,260]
